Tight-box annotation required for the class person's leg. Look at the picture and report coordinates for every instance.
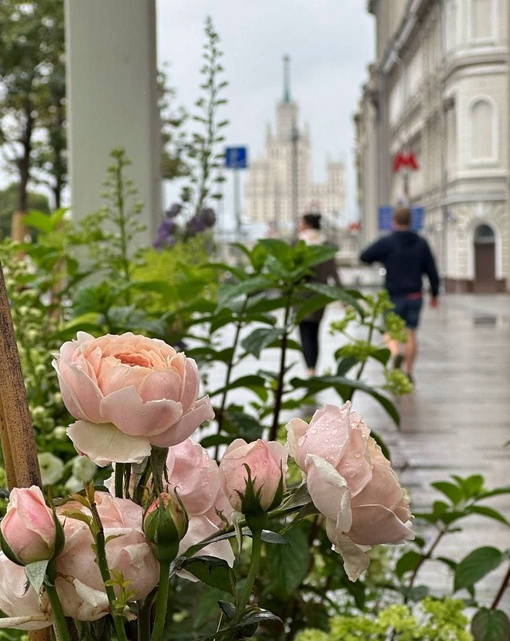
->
[403,299,423,377]
[299,321,320,376]
[386,296,405,365]
[404,328,417,375]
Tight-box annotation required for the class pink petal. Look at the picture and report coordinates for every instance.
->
[53,363,104,423]
[325,521,370,581]
[148,396,214,447]
[306,454,352,528]
[349,505,415,545]
[99,387,184,436]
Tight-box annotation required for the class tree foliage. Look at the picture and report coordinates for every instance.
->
[0,0,66,218]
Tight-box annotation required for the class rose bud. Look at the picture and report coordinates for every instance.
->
[144,493,189,563]
[0,487,61,565]
[219,439,288,521]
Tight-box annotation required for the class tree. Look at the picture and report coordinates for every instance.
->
[0,0,66,224]
[0,183,50,238]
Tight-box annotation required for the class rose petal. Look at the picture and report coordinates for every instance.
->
[67,420,151,466]
[53,362,104,423]
[349,504,415,545]
[149,396,214,447]
[306,454,352,530]
[326,520,371,581]
[100,387,184,437]
[291,404,352,471]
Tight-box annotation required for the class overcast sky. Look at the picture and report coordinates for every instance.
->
[156,0,375,227]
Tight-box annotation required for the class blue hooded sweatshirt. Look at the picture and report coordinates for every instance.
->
[360,230,440,297]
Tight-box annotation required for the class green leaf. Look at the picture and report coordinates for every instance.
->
[292,375,400,427]
[25,560,50,597]
[451,474,485,498]
[395,550,422,578]
[264,526,310,598]
[260,530,288,545]
[294,294,332,324]
[465,505,509,525]
[305,282,364,314]
[431,481,464,505]
[241,327,282,358]
[471,608,510,641]
[336,356,359,376]
[216,277,270,310]
[454,547,505,592]
[209,375,267,399]
[179,556,235,596]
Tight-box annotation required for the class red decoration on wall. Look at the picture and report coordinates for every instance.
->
[392,151,419,172]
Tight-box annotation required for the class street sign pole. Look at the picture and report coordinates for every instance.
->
[233,168,241,239]
[225,146,248,241]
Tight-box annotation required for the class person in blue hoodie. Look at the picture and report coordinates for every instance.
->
[359,206,440,383]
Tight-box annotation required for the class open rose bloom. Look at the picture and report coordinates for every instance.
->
[287,402,414,581]
[52,332,214,465]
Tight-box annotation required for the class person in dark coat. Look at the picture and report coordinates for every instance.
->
[359,206,440,382]
[297,213,342,377]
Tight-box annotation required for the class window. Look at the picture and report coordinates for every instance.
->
[470,99,496,161]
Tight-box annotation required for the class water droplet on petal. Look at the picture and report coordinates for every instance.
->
[298,436,306,446]
[354,452,361,459]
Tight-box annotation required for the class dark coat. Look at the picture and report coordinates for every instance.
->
[301,251,342,323]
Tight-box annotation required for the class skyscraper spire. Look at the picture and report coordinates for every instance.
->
[283,54,291,103]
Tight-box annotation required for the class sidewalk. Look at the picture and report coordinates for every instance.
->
[317,293,510,607]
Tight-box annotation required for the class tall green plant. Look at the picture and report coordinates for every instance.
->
[182,15,228,213]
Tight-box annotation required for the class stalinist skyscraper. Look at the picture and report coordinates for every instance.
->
[244,56,345,234]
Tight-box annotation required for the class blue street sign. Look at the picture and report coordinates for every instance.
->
[225,146,248,169]
[378,206,424,231]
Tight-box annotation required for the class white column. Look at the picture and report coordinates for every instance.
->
[65,0,161,249]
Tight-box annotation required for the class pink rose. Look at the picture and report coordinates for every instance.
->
[287,403,413,581]
[56,492,159,621]
[53,332,214,465]
[1,486,57,564]
[0,553,53,630]
[219,439,288,513]
[166,439,234,522]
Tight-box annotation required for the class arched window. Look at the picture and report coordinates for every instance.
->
[471,99,495,161]
[474,224,495,243]
[470,0,495,41]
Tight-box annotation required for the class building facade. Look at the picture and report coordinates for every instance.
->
[355,0,509,292]
[245,61,346,236]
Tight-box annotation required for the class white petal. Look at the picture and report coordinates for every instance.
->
[67,421,151,466]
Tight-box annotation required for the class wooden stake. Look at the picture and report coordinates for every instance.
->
[0,262,51,641]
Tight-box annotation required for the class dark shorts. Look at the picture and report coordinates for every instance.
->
[390,295,423,329]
